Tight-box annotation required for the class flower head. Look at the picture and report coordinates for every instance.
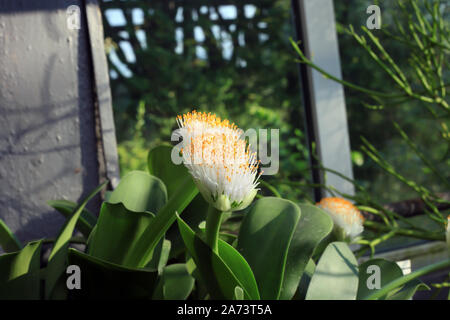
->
[317,197,364,241]
[176,110,260,212]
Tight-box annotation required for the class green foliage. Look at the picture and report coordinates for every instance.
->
[103,0,449,263]
[0,218,22,253]
[305,242,359,300]
[357,258,429,300]
[357,258,405,299]
[121,170,198,268]
[177,213,260,300]
[101,0,310,201]
[3,0,450,297]
[0,145,447,300]
[0,241,42,300]
[48,200,97,238]
[293,0,450,257]
[152,263,195,300]
[147,144,191,198]
[45,180,108,299]
[107,171,167,213]
[68,249,158,299]
[335,0,450,203]
[279,204,334,300]
[236,197,301,299]
[87,202,156,265]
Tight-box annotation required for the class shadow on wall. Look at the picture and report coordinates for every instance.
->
[0,0,106,245]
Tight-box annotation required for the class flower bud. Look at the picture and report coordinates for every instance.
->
[317,197,364,241]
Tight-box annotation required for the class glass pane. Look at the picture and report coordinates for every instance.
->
[335,0,449,251]
[101,0,312,202]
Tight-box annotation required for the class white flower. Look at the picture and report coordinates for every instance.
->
[176,111,260,212]
[317,197,364,241]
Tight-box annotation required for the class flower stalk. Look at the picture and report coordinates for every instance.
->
[205,205,225,253]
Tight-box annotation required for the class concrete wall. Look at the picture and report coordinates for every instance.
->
[0,0,118,245]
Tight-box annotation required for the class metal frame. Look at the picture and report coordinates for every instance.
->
[85,0,120,189]
[291,0,355,200]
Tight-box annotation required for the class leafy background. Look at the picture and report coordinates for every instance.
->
[99,0,449,204]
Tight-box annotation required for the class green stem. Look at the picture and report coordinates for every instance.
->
[365,258,450,300]
[364,220,445,241]
[205,205,224,253]
[259,180,282,198]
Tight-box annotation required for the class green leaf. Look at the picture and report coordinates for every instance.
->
[387,279,429,300]
[122,175,198,268]
[104,190,112,202]
[45,180,108,299]
[177,214,260,300]
[236,197,301,299]
[0,240,42,299]
[87,202,156,266]
[148,144,191,198]
[146,144,204,260]
[47,199,97,238]
[153,263,195,300]
[294,259,316,300]
[218,239,260,300]
[0,218,22,253]
[68,249,158,299]
[306,242,359,300]
[357,258,404,300]
[166,194,208,259]
[365,258,450,300]
[108,170,168,213]
[279,203,333,300]
[146,238,171,274]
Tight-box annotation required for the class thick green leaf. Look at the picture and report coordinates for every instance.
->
[364,258,450,300]
[88,202,156,266]
[146,238,171,274]
[387,279,429,300]
[45,180,108,299]
[122,175,198,268]
[306,242,359,300]
[0,240,42,299]
[148,144,191,198]
[166,193,208,259]
[47,199,97,238]
[177,214,260,300]
[68,249,158,299]
[294,259,316,300]
[357,258,404,300]
[279,203,333,300]
[108,170,168,213]
[236,197,301,299]
[218,239,260,300]
[0,218,22,253]
[153,263,195,300]
[120,146,199,267]
[147,144,205,260]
